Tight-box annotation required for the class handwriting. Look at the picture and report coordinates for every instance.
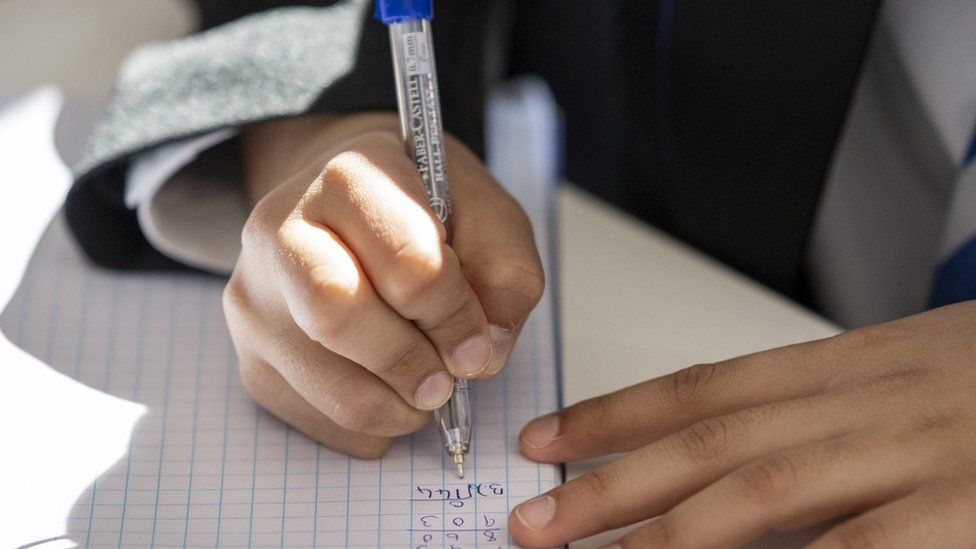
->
[412,483,506,548]
[415,483,505,501]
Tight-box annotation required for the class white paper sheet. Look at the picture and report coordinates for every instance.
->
[0,80,562,548]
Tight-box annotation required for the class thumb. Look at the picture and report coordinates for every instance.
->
[447,139,545,377]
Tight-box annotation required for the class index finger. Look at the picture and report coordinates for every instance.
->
[447,137,546,376]
[508,392,865,547]
[305,131,495,379]
[518,335,848,463]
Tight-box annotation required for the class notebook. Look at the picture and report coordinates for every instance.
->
[0,80,562,548]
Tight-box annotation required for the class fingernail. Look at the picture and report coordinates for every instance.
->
[514,495,555,531]
[522,414,561,448]
[416,371,453,410]
[452,334,492,377]
[485,324,514,375]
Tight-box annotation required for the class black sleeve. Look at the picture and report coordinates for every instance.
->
[66,0,512,271]
[193,1,333,29]
[507,0,880,301]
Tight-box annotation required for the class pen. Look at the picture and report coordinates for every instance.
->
[375,0,472,478]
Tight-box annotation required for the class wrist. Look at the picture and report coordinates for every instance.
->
[241,112,401,205]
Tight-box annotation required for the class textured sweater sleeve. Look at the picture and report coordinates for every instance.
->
[66,0,509,271]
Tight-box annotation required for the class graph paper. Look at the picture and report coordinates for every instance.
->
[0,81,561,548]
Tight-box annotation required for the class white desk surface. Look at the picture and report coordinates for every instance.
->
[558,185,838,405]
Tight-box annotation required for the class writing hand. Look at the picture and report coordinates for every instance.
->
[223,113,543,457]
[510,301,976,548]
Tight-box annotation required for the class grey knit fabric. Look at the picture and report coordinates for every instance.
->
[74,0,369,178]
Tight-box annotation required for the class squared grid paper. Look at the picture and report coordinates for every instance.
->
[1,159,560,547]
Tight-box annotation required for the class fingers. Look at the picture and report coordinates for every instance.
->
[230,113,546,457]
[809,483,976,549]
[224,271,430,438]
[613,433,927,549]
[235,354,393,459]
[509,395,865,548]
[448,140,545,376]
[519,338,844,463]
[265,218,454,412]
[305,131,493,378]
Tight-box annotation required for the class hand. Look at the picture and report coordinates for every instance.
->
[510,301,976,548]
[223,113,543,458]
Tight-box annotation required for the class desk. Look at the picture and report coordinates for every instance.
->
[559,185,838,405]
[558,185,839,548]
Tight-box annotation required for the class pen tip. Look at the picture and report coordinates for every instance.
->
[457,462,464,478]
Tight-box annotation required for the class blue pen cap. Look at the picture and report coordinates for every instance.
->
[375,0,433,24]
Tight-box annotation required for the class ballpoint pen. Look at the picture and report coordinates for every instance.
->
[375,0,473,478]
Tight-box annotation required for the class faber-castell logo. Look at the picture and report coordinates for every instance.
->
[403,32,431,76]
[429,197,449,223]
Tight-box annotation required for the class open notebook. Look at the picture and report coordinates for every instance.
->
[0,81,561,548]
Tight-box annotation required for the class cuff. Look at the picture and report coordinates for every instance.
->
[125,129,246,275]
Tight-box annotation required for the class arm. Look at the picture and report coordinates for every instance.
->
[66,1,527,456]
[66,0,511,271]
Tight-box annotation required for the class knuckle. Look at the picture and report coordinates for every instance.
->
[321,150,366,187]
[329,390,388,434]
[875,364,929,385]
[476,260,546,313]
[735,454,802,503]
[833,517,891,549]
[573,469,627,533]
[676,416,738,464]
[274,221,362,324]
[904,403,957,435]
[222,276,248,319]
[579,467,616,501]
[419,291,476,334]
[326,381,427,436]
[241,197,276,251]
[564,395,621,448]
[588,395,621,433]
[376,337,429,381]
[386,241,445,305]
[321,129,403,186]
[297,265,359,344]
[668,362,720,413]
[298,305,346,347]
[305,259,360,301]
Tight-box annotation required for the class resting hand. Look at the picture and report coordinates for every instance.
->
[223,113,543,458]
[511,301,976,548]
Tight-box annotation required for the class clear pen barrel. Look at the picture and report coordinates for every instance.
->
[435,378,471,456]
[387,18,452,235]
[387,15,470,476]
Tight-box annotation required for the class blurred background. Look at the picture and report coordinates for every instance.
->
[0,0,198,163]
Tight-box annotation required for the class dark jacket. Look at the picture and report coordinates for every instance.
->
[65,0,880,305]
